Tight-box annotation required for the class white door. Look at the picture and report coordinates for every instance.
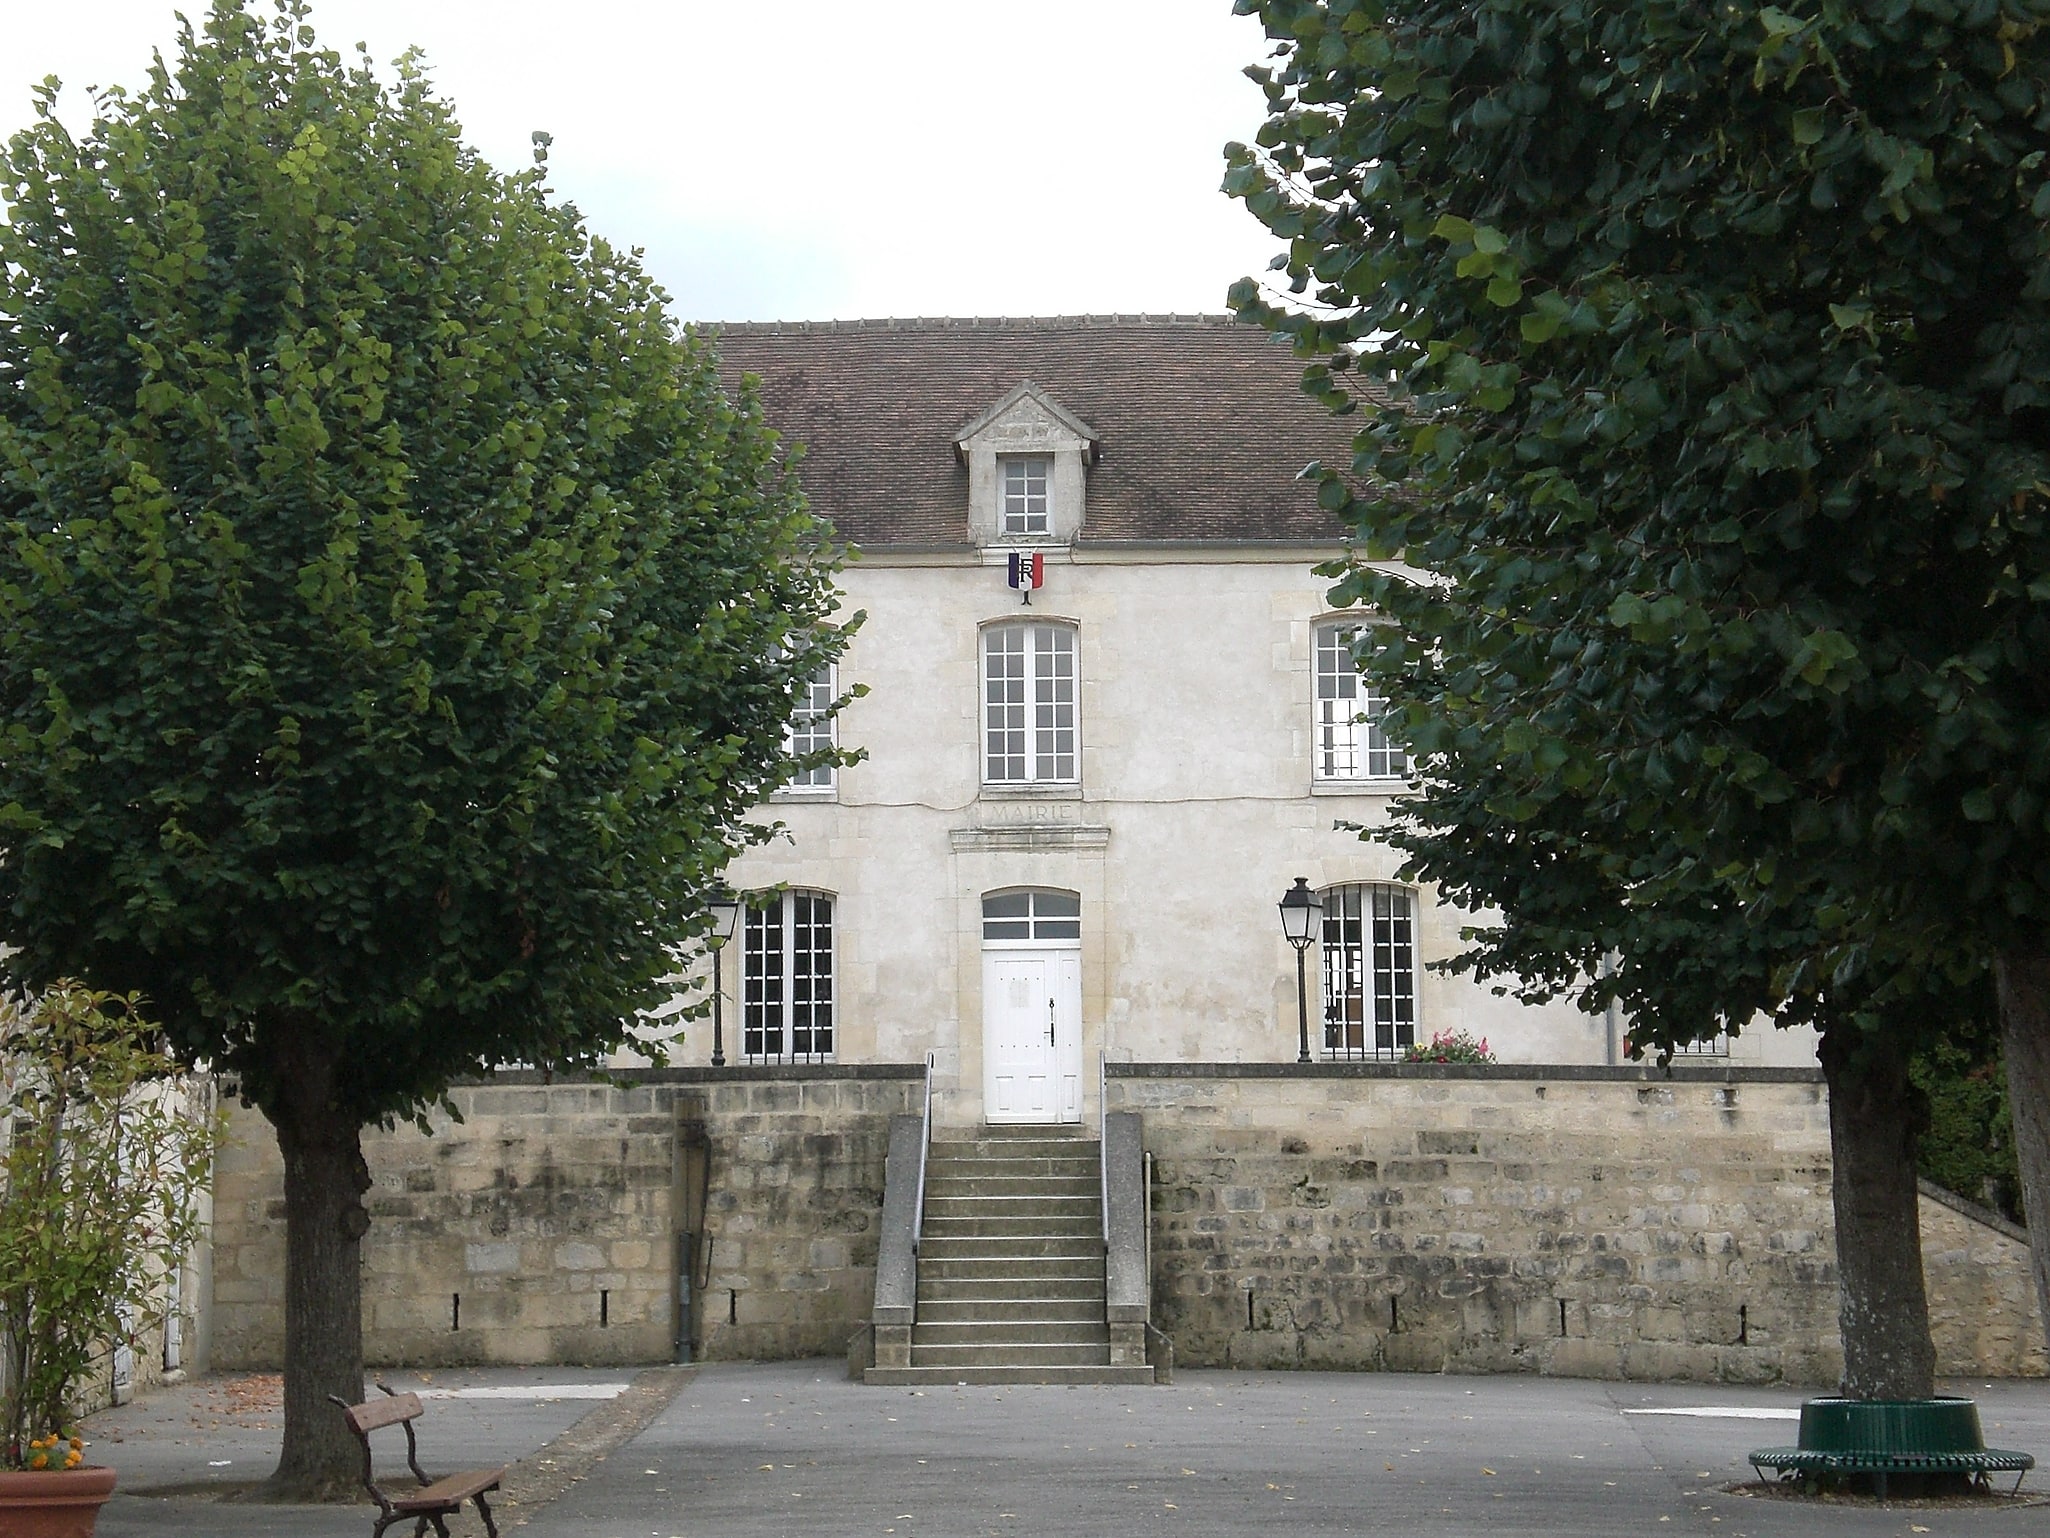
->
[983,947,1081,1123]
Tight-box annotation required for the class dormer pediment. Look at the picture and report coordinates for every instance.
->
[953,381,1100,460]
[955,382,1098,547]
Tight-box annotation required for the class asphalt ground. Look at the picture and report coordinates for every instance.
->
[84,1362,2049,1537]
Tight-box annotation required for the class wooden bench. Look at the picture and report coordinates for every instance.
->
[330,1385,507,1538]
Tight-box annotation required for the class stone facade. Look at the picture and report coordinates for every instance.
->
[209,1067,918,1370]
[1112,1063,1849,1384]
[659,552,1822,1130]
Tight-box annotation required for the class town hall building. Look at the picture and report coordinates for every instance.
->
[202,318,2039,1390]
[694,313,1816,1119]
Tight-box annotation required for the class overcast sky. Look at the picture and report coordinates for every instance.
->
[2,1,1287,323]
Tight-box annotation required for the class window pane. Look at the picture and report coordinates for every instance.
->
[742,891,835,1063]
[1030,886,1080,940]
[789,892,834,1058]
[743,901,784,1058]
[787,665,836,788]
[985,622,1077,785]
[1315,623,1408,780]
[1001,455,1050,534]
[1320,884,1416,1058]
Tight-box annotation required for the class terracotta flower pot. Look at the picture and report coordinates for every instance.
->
[0,1466,118,1538]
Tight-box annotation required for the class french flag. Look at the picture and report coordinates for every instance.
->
[1007,550,1044,600]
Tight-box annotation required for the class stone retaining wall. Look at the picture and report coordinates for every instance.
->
[1110,1063,1847,1384]
[1919,1179,2046,1379]
[209,1067,919,1369]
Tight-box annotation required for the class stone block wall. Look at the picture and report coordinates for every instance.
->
[209,1067,919,1369]
[1919,1180,2046,1379]
[1109,1063,1848,1385]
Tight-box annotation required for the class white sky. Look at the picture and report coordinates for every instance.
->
[0,1,1287,323]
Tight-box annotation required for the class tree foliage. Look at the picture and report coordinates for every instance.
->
[1229,0,2049,1022]
[0,0,846,1120]
[1227,0,2050,1390]
[0,0,848,1489]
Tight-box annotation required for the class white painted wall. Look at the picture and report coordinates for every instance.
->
[637,547,1819,1116]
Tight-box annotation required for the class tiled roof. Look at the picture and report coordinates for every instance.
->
[708,316,1374,547]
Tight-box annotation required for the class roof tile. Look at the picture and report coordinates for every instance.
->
[709,315,1373,547]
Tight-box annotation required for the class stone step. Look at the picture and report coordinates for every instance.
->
[918,1263,1107,1287]
[918,1279,1107,1304]
[925,1190,1099,1211]
[916,1234,1103,1260]
[865,1365,1156,1386]
[905,1340,1115,1369]
[930,1142,1101,1168]
[925,1174,1100,1199]
[921,1214,1101,1239]
[912,1320,1112,1348]
[914,1296,1105,1324]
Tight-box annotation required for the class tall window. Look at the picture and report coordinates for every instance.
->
[784,664,836,791]
[984,621,1077,783]
[1315,624,1408,781]
[1321,884,1417,1057]
[1001,455,1051,536]
[742,890,834,1062]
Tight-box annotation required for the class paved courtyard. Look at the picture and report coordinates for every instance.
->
[87,1361,2048,1537]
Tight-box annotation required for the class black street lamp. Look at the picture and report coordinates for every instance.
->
[1278,877,1323,1065]
[707,884,742,1067]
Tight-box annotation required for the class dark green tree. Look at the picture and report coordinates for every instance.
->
[1227,0,2050,1397]
[0,0,846,1493]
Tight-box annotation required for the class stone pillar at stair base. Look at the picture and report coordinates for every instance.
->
[1109,1322,1146,1367]
[873,1324,912,1370]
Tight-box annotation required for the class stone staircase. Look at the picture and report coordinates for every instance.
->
[866,1130,1153,1385]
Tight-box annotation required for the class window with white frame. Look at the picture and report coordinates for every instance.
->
[784,663,836,791]
[982,888,1081,941]
[1000,455,1051,536]
[1321,884,1417,1057]
[983,620,1077,784]
[1314,623,1409,781]
[742,889,834,1062]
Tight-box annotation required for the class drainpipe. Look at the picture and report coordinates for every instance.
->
[1600,950,1620,1066]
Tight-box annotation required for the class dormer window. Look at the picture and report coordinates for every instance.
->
[1001,455,1051,536]
[955,383,1098,547]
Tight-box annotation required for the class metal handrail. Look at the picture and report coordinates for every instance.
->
[1099,1054,1110,1250]
[912,1050,935,1252]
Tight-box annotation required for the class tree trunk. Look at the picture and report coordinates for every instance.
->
[1996,951,2050,1352]
[1817,1025,1936,1400]
[259,1051,371,1500]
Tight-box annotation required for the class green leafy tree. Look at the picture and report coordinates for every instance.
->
[1227,0,2050,1397]
[0,0,846,1494]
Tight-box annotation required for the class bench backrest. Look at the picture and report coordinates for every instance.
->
[341,1391,424,1437]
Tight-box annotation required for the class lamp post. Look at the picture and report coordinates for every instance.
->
[707,884,742,1067]
[1278,877,1323,1065]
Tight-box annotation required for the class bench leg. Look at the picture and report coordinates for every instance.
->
[473,1489,500,1538]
